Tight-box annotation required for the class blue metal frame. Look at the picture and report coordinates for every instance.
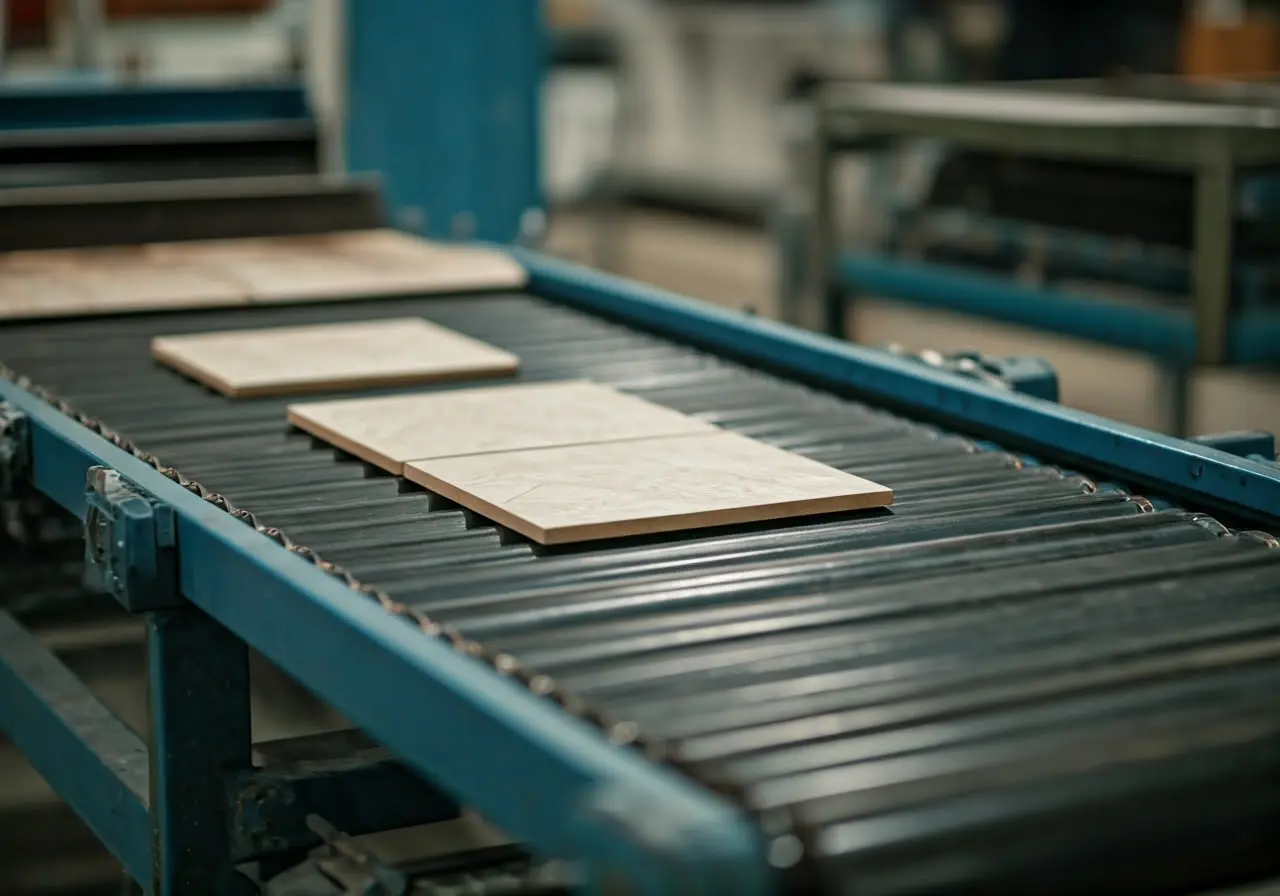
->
[147,607,254,895]
[515,249,1280,525]
[0,609,151,889]
[836,252,1280,367]
[0,378,772,896]
[0,83,310,132]
[5,247,1280,891]
[343,0,543,244]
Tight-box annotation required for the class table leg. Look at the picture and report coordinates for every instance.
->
[810,110,844,339]
[1157,363,1193,438]
[1192,158,1234,366]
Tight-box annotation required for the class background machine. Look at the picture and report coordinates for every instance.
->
[3,3,1280,896]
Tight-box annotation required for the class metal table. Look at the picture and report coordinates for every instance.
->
[797,80,1280,368]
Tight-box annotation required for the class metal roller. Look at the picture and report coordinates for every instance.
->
[2,289,1279,894]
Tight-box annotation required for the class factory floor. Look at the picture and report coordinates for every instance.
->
[545,208,1280,440]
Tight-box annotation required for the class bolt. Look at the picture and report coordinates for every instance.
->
[518,207,547,247]
[397,206,426,234]
[451,212,477,241]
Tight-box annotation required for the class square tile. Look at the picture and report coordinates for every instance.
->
[0,248,248,319]
[153,229,527,303]
[0,270,96,319]
[152,317,519,398]
[404,430,893,545]
[287,380,717,473]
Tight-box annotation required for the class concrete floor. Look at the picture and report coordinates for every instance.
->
[546,208,1280,439]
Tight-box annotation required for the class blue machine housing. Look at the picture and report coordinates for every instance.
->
[343,1,544,245]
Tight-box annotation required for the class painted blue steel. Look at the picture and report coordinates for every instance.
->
[932,352,1059,402]
[1192,431,1278,461]
[83,467,181,612]
[0,609,152,889]
[987,356,1058,401]
[147,607,253,895]
[838,250,1200,360]
[836,252,1280,366]
[343,0,543,244]
[0,83,310,131]
[515,248,1280,525]
[0,380,772,896]
[910,208,1192,294]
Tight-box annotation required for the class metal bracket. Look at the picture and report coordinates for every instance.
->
[230,729,458,864]
[306,816,408,896]
[83,466,180,612]
[0,403,31,498]
[883,347,1060,402]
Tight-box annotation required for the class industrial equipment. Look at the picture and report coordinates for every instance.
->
[787,76,1280,435]
[4,5,1280,894]
[2,175,1280,894]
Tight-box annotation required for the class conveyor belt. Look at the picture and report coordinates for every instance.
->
[3,292,1280,894]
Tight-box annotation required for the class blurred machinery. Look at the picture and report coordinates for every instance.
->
[0,3,540,893]
[0,0,322,192]
[784,75,1280,437]
[576,0,1015,273]
[590,0,1011,218]
[7,167,1280,896]
[4,4,1280,896]
[0,0,541,245]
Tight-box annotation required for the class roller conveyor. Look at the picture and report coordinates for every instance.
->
[3,285,1280,894]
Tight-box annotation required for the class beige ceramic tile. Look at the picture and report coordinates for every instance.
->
[151,317,519,398]
[287,380,718,473]
[1,244,155,271]
[0,249,249,319]
[404,430,893,545]
[0,265,246,320]
[0,270,97,319]
[0,229,525,321]
[68,262,249,310]
[153,229,527,303]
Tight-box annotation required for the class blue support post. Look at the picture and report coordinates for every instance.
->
[343,0,543,244]
[146,608,254,895]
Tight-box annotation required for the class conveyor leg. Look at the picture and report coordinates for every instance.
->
[146,608,253,896]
